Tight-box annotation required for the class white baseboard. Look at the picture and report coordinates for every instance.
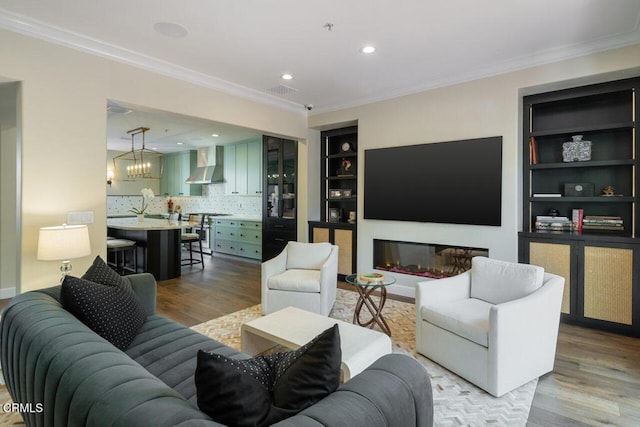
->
[0,287,16,299]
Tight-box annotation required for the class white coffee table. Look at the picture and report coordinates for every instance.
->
[241,306,392,381]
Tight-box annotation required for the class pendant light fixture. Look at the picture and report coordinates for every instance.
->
[112,127,165,181]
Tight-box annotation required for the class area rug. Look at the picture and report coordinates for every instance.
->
[192,288,536,427]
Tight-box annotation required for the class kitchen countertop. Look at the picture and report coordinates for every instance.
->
[107,217,192,230]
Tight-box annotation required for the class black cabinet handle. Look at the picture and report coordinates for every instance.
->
[274,238,285,242]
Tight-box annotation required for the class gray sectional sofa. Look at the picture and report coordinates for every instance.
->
[1,273,433,426]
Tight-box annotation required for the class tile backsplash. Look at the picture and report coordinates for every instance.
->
[107,184,262,217]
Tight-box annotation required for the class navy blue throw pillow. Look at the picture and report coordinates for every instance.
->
[61,275,146,351]
[196,324,341,427]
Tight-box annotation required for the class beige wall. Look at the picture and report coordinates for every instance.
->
[0,82,19,296]
[309,44,640,295]
[0,29,309,292]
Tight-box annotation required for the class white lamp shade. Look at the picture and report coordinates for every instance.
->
[37,225,91,261]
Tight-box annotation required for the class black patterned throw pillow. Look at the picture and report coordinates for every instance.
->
[82,255,132,292]
[195,324,341,427]
[60,275,146,351]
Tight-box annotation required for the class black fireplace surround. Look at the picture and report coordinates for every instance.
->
[373,239,488,279]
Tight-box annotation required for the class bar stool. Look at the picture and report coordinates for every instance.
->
[180,214,205,268]
[106,238,137,275]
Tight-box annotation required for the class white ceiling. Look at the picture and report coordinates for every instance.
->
[106,101,261,153]
[0,0,639,115]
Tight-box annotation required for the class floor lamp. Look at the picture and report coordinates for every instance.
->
[37,224,91,282]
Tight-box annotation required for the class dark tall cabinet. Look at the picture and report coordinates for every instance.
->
[309,126,358,277]
[262,136,297,261]
[519,77,640,336]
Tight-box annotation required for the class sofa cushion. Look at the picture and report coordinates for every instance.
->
[286,242,332,270]
[82,255,132,292]
[421,298,492,347]
[126,314,248,405]
[196,324,341,427]
[470,256,544,305]
[61,275,146,351]
[267,269,322,293]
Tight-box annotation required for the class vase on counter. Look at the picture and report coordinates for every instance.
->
[137,214,145,223]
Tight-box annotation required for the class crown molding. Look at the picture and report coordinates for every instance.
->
[2,8,639,116]
[0,9,306,115]
[314,28,640,114]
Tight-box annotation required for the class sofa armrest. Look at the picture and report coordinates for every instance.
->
[261,247,288,314]
[488,273,564,393]
[416,271,471,309]
[272,354,433,427]
[127,273,158,316]
[1,291,223,427]
[319,245,339,310]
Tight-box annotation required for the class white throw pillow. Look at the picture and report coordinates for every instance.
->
[286,242,333,270]
[470,256,544,305]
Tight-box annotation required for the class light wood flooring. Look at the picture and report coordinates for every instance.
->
[2,253,638,426]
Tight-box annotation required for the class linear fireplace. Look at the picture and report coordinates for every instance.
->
[373,239,488,279]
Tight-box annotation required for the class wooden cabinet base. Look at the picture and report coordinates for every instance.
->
[520,233,640,337]
[309,221,356,277]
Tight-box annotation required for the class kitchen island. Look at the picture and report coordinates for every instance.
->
[107,217,192,280]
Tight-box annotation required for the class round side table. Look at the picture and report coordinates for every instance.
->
[345,273,396,336]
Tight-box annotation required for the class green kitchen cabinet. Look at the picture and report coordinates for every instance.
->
[160,150,201,196]
[224,139,262,196]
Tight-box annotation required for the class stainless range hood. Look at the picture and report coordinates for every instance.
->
[185,146,224,184]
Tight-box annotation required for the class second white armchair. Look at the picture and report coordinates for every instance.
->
[416,256,564,397]
[261,241,339,316]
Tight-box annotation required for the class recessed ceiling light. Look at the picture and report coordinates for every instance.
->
[361,46,376,54]
[177,142,184,145]
[154,22,188,38]
[281,74,294,80]
[211,133,219,137]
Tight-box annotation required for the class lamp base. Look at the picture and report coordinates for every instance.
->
[59,260,72,283]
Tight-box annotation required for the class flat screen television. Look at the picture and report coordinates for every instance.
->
[364,136,502,226]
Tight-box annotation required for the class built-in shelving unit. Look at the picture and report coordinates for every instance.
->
[309,126,358,277]
[519,77,640,336]
[321,126,358,223]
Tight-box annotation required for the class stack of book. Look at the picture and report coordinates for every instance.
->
[582,215,624,232]
[535,216,572,232]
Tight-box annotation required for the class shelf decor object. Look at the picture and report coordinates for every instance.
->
[37,224,91,282]
[562,135,591,162]
[564,183,594,197]
[329,189,342,199]
[336,158,353,176]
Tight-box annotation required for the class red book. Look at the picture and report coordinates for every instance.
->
[572,209,584,231]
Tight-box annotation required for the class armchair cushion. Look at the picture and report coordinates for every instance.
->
[268,269,322,293]
[286,241,332,270]
[421,298,491,346]
[470,256,544,304]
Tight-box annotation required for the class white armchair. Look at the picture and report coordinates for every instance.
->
[261,242,339,316]
[416,256,564,397]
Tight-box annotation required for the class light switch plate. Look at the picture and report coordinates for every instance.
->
[67,211,94,224]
